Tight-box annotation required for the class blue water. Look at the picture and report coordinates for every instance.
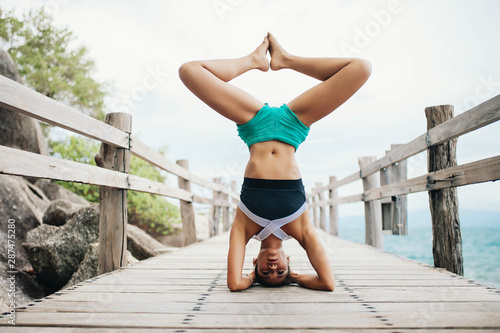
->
[338,225,500,289]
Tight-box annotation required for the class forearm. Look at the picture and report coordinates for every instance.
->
[291,273,335,291]
[228,274,254,292]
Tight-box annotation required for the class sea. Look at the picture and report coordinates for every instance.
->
[336,210,500,289]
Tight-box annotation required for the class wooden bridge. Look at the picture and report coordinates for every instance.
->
[1,231,499,331]
[1,75,500,331]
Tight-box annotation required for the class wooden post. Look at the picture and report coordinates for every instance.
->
[312,188,319,228]
[209,177,222,237]
[390,144,408,236]
[425,105,463,276]
[221,181,230,232]
[329,176,339,236]
[358,156,383,249]
[380,145,408,235]
[176,159,197,246]
[316,182,327,231]
[95,113,131,274]
[230,180,237,224]
[379,160,393,234]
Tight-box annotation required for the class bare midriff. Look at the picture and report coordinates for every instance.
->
[244,140,301,179]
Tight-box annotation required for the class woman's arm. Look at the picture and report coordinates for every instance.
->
[227,218,254,291]
[294,225,335,291]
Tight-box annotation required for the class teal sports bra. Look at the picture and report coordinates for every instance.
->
[237,104,310,151]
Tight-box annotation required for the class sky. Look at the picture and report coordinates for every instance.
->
[3,0,500,218]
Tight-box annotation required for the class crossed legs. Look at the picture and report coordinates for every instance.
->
[179,32,372,127]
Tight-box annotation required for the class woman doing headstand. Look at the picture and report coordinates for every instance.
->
[179,33,371,291]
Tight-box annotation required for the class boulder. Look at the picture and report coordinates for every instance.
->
[23,205,100,293]
[0,265,43,314]
[0,175,50,271]
[63,242,98,289]
[127,224,171,260]
[43,199,87,226]
[0,48,49,157]
[34,179,90,206]
[63,243,138,290]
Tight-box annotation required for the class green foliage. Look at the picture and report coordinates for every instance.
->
[50,136,181,236]
[49,136,100,202]
[0,7,106,121]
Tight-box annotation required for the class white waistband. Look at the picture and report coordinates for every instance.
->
[238,201,308,241]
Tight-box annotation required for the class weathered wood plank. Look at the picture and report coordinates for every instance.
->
[1,231,498,331]
[131,137,238,200]
[0,75,128,148]
[360,94,500,177]
[0,145,192,201]
[363,155,500,201]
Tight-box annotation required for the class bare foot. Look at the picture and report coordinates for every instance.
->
[251,36,270,72]
[268,32,289,71]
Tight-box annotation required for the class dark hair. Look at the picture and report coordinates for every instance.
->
[254,263,292,287]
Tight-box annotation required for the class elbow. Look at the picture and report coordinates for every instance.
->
[324,279,335,292]
[178,61,198,83]
[227,281,241,292]
[353,58,372,81]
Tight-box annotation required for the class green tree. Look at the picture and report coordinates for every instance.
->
[50,135,181,236]
[0,7,106,120]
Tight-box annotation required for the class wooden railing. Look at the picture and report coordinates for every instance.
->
[308,94,500,274]
[0,75,238,274]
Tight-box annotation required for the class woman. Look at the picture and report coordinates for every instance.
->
[179,32,371,291]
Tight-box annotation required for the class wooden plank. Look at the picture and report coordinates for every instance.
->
[0,75,128,148]
[363,155,500,201]
[1,231,499,331]
[0,145,192,202]
[361,94,500,177]
[131,137,239,201]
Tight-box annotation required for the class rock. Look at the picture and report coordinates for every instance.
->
[34,179,90,206]
[43,199,87,226]
[23,205,100,293]
[63,242,98,289]
[0,264,43,314]
[0,48,49,157]
[63,243,138,290]
[0,175,50,271]
[0,48,22,83]
[127,224,170,260]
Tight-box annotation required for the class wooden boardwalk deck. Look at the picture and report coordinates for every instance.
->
[1,230,499,332]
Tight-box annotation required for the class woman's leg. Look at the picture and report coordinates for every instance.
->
[267,33,372,127]
[179,37,269,125]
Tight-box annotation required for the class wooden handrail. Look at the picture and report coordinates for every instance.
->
[0,75,238,202]
[308,95,500,275]
[0,75,129,148]
[0,145,193,202]
[0,73,240,271]
[360,94,500,178]
[310,94,500,197]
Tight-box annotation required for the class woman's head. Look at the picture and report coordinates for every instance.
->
[253,247,291,287]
